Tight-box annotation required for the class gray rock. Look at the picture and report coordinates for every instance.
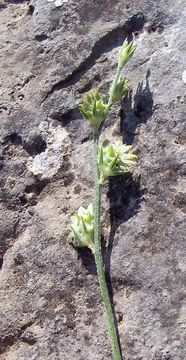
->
[0,1,186,359]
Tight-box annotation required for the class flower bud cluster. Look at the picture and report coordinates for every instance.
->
[98,140,137,185]
[80,91,108,134]
[109,77,129,104]
[68,204,94,253]
[118,40,137,69]
[69,38,138,251]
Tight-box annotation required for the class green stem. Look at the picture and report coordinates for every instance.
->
[93,134,122,360]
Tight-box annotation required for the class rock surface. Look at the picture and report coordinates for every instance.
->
[0,1,186,359]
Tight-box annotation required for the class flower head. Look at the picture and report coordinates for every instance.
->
[98,140,137,185]
[80,91,108,134]
[109,76,129,104]
[68,204,94,253]
[118,40,137,69]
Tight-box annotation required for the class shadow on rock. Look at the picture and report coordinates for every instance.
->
[76,247,97,275]
[101,72,152,339]
[74,174,143,355]
[105,173,142,270]
[76,174,142,277]
[72,71,151,347]
[120,69,153,144]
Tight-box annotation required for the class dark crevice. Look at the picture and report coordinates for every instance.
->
[23,136,47,157]
[77,82,93,94]
[25,180,48,195]
[19,179,48,206]
[0,256,3,269]
[53,171,75,186]
[42,13,146,102]
[3,133,47,157]
[81,134,92,144]
[112,276,141,292]
[21,335,37,345]
[0,335,16,354]
[52,108,80,126]
[25,179,48,196]
[19,195,28,206]
[35,34,48,42]
[20,321,35,333]
[14,253,25,266]
[0,105,8,113]
[0,219,20,269]
[6,0,29,3]
[28,4,34,15]
[22,75,35,87]
[147,24,164,34]
[4,133,22,146]
[0,320,35,355]
[0,4,6,11]
[145,12,167,34]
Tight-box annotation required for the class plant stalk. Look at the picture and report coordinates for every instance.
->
[93,134,122,360]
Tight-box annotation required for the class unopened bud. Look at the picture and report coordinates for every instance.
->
[118,40,137,69]
[109,76,129,103]
[80,91,108,134]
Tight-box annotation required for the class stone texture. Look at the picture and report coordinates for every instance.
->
[0,0,186,359]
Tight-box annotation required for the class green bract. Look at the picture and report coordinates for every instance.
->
[109,76,129,103]
[98,140,137,185]
[80,91,108,134]
[68,204,94,253]
[118,40,137,69]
